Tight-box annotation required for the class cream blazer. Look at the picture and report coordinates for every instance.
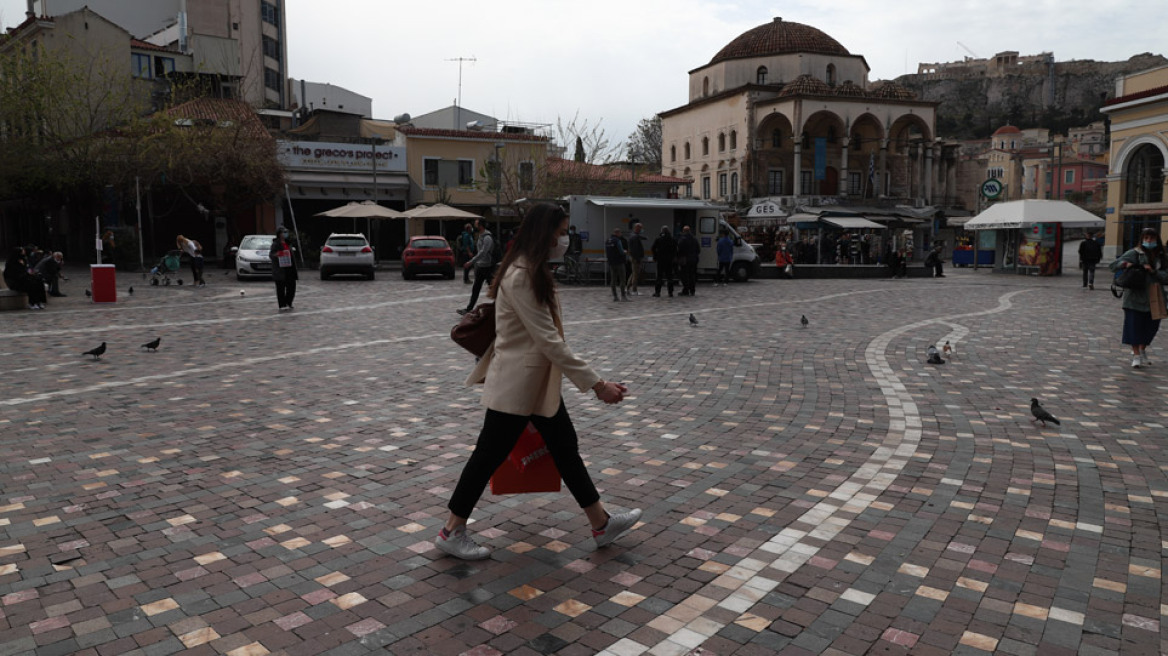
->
[466,260,601,416]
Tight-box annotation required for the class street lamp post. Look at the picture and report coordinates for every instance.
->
[494,143,503,235]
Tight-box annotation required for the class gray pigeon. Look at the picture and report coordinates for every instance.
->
[800,315,808,328]
[1030,398,1060,426]
[83,342,107,360]
[128,286,134,295]
[141,337,161,352]
[84,289,92,297]
[688,313,698,326]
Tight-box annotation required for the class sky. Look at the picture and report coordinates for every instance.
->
[2,0,1165,152]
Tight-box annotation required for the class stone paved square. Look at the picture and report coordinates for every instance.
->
[1,269,1165,655]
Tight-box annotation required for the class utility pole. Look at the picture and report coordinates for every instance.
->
[446,56,477,129]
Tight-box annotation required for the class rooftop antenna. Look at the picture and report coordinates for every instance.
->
[446,56,477,130]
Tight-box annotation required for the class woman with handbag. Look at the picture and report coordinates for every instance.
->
[1109,227,1168,368]
[436,203,641,560]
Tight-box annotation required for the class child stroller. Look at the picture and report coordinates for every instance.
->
[150,250,184,286]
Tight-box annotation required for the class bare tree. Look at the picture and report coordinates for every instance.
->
[555,112,622,165]
[626,115,663,170]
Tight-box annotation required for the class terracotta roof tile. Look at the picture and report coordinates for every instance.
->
[833,80,867,97]
[711,18,849,64]
[131,38,179,53]
[778,74,832,97]
[868,81,917,100]
[164,98,271,140]
[1103,84,1168,107]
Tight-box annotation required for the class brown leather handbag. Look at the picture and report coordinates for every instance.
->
[450,303,496,357]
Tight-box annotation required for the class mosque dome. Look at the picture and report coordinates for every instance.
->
[710,17,850,65]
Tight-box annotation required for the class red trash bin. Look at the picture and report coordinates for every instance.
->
[91,264,116,303]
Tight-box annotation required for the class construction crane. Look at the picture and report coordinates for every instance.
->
[957,41,980,59]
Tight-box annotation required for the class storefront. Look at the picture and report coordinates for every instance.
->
[964,199,1104,274]
[277,140,410,260]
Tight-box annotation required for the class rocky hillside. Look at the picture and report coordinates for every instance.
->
[893,53,1167,140]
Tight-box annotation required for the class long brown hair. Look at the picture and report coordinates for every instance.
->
[488,203,565,308]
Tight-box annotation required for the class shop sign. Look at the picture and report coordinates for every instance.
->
[278,140,406,173]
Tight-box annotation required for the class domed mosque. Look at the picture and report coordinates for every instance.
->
[660,17,946,209]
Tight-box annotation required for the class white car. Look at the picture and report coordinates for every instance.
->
[232,235,275,280]
[320,233,375,280]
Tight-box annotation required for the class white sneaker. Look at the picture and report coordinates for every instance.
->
[434,526,489,560]
[1141,352,1151,366]
[1132,356,1142,369]
[593,508,642,548]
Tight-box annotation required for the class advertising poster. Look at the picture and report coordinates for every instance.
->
[1017,223,1058,274]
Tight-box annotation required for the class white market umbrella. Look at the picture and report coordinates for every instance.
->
[964,199,1104,230]
[402,203,482,220]
[314,200,406,219]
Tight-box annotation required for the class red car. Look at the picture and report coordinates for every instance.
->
[402,236,455,280]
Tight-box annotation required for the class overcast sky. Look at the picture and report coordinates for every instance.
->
[3,0,1165,151]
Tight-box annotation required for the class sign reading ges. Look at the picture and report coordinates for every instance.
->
[278,140,407,173]
[981,178,1004,200]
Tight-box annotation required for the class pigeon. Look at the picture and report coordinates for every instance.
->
[82,342,107,360]
[688,313,698,326]
[240,289,245,297]
[1030,398,1060,427]
[128,286,134,295]
[141,337,161,352]
[84,289,92,298]
[800,315,809,328]
[942,341,953,357]
[926,346,946,365]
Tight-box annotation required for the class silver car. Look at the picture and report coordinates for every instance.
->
[233,235,275,280]
[320,233,375,280]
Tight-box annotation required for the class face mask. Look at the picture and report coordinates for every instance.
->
[1143,241,1157,250]
[550,235,570,260]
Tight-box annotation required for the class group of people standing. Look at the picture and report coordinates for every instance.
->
[604,223,703,300]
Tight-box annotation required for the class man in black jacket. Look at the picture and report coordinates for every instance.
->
[677,226,701,296]
[651,226,677,297]
[1079,232,1102,290]
[626,223,647,296]
[605,228,628,302]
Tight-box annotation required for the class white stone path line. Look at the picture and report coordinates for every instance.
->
[604,290,1030,656]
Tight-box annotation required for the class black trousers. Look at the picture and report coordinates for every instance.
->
[680,262,698,293]
[466,266,493,311]
[655,260,675,295]
[275,278,296,308]
[448,400,600,519]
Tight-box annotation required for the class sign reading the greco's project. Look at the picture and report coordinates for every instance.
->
[278,140,407,173]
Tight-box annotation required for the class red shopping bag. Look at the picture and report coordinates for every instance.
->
[490,423,562,495]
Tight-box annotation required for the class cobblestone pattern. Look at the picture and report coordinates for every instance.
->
[0,270,1164,655]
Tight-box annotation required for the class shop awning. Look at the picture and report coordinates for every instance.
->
[820,216,885,230]
[964,199,1104,230]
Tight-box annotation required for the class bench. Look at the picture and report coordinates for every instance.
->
[0,288,28,311]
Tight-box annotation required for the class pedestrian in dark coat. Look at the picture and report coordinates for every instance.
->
[269,226,298,311]
[676,226,701,296]
[1079,232,1102,290]
[651,227,676,297]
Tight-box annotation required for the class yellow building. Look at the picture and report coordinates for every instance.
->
[1101,65,1168,257]
[394,126,549,235]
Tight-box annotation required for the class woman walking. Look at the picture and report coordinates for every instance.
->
[176,235,205,286]
[436,203,641,560]
[1110,227,1168,368]
[269,226,298,311]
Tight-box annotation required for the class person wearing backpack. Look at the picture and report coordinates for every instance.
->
[457,223,476,284]
[459,219,497,316]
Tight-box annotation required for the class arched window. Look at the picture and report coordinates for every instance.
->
[729,130,737,150]
[1126,144,1165,204]
[756,66,768,85]
[702,77,709,96]
[771,129,782,148]
[717,133,726,152]
[702,137,709,156]
[730,172,739,195]
[670,145,676,162]
[684,142,691,159]
[826,64,837,86]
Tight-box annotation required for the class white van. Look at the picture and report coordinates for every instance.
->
[566,196,761,281]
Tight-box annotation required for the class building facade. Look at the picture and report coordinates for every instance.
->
[31,0,289,109]
[1101,65,1168,257]
[660,17,944,209]
[289,79,372,117]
